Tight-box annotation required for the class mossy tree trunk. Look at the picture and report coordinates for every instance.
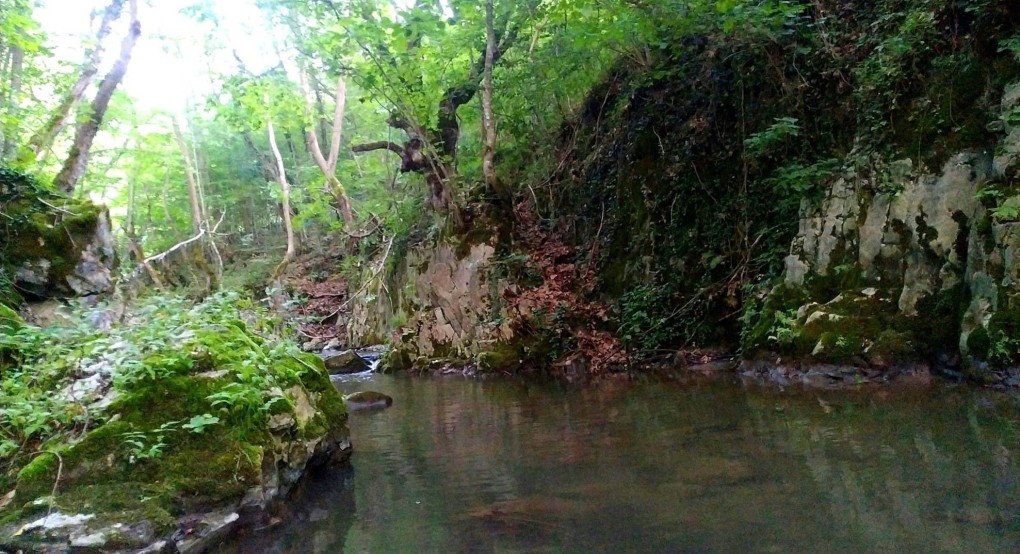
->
[350,4,527,228]
[481,0,499,195]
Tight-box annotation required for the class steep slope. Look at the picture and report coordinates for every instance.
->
[350,0,1020,383]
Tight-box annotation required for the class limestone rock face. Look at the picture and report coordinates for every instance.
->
[753,80,1020,383]
[785,154,985,307]
[5,200,117,300]
[348,238,515,368]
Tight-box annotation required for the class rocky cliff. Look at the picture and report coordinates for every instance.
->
[345,1,1020,384]
[347,232,518,371]
[744,81,1020,386]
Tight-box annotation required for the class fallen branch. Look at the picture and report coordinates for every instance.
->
[128,238,165,290]
[139,229,206,267]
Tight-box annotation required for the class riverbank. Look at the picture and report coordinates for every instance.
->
[0,292,351,553]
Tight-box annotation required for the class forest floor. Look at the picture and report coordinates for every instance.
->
[281,245,352,351]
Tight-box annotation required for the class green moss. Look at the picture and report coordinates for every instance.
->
[476,342,525,372]
[14,451,61,501]
[55,482,176,532]
[1,190,111,296]
[867,329,915,364]
[967,326,991,359]
[743,272,969,368]
[383,344,415,372]
[295,354,347,429]
[813,332,863,364]
[12,394,265,526]
[111,377,220,429]
[11,357,338,521]
[740,283,809,356]
[1,291,351,539]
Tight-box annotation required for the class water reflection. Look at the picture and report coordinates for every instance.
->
[222,375,1020,553]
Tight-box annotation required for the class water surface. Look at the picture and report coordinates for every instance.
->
[223,373,1020,553]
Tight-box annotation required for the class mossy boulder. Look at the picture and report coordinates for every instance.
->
[0,299,351,552]
[743,273,967,378]
[0,167,116,300]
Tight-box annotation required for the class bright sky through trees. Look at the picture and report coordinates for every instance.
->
[37,0,273,111]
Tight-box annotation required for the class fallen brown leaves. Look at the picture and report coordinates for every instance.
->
[283,245,350,343]
[505,201,628,377]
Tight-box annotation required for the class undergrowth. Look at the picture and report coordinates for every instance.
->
[0,291,320,494]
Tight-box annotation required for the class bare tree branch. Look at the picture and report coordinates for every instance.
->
[351,141,406,156]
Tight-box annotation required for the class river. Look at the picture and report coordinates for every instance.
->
[220,372,1020,553]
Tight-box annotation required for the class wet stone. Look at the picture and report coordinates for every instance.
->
[343,391,393,411]
[322,350,371,374]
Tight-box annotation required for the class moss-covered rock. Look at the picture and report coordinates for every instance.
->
[349,234,517,373]
[0,293,351,552]
[0,168,117,300]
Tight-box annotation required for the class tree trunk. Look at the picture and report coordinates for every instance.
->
[350,16,519,226]
[172,116,204,234]
[171,116,221,291]
[19,0,126,165]
[53,0,140,194]
[300,70,356,227]
[242,131,278,182]
[267,114,296,278]
[1,45,24,161]
[313,82,330,153]
[126,172,165,289]
[481,0,498,193]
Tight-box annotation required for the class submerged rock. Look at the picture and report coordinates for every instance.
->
[463,496,590,533]
[343,391,393,410]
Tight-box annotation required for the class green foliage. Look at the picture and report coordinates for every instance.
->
[618,284,683,352]
[763,158,840,209]
[992,197,1020,222]
[975,184,1020,223]
[854,5,939,137]
[765,308,799,347]
[1000,34,1020,62]
[182,413,220,434]
[970,303,1020,368]
[121,421,180,465]
[744,117,801,158]
[0,291,323,481]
